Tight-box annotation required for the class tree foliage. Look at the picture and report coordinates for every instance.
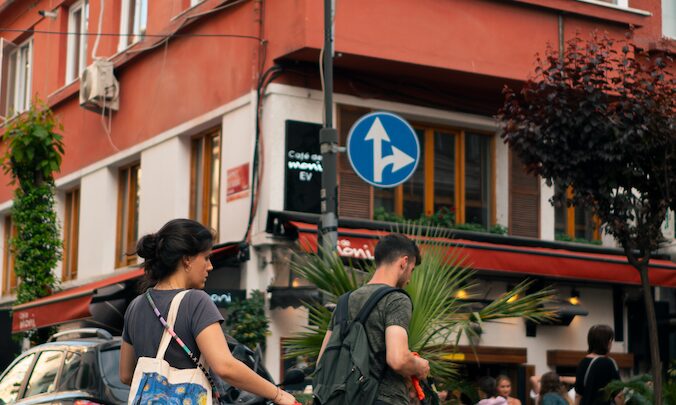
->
[498,31,675,256]
[284,225,556,382]
[498,31,675,403]
[2,103,64,307]
[226,290,270,350]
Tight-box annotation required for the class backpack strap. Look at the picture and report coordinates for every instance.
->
[335,291,352,340]
[355,286,410,325]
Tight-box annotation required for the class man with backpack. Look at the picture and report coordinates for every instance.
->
[313,234,430,405]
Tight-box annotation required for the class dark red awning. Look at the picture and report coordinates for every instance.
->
[289,221,676,288]
[12,269,143,333]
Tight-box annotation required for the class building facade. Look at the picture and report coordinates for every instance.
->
[0,0,674,400]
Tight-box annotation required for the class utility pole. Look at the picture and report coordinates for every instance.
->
[319,0,338,254]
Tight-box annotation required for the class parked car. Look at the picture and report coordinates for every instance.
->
[0,328,128,404]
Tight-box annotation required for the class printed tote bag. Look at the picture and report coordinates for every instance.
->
[128,290,212,405]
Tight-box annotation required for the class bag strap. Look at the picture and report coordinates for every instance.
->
[145,290,221,400]
[583,356,600,387]
[355,286,409,324]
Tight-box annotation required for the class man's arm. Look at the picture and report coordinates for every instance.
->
[385,325,429,379]
[317,330,332,363]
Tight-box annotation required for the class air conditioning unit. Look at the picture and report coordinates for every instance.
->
[79,59,119,113]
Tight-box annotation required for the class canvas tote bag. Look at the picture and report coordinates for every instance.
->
[128,290,212,405]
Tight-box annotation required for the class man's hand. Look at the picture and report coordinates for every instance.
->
[415,356,430,380]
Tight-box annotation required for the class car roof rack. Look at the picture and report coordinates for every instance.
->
[48,328,113,342]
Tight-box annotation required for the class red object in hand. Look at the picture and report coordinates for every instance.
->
[411,352,425,401]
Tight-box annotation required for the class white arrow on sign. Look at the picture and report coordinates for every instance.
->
[364,117,415,183]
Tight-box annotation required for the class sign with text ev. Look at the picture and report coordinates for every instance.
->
[347,112,420,188]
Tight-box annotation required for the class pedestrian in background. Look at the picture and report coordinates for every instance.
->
[496,375,521,405]
[538,372,571,405]
[476,376,507,405]
[574,325,624,405]
[119,218,297,405]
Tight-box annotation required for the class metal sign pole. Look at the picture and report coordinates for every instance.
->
[319,0,338,254]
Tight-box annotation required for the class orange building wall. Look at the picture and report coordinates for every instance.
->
[0,0,668,203]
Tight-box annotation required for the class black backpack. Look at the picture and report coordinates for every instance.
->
[312,286,409,405]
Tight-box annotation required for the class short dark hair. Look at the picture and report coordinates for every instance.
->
[478,376,497,398]
[136,218,214,290]
[539,372,562,397]
[374,234,421,267]
[587,324,614,355]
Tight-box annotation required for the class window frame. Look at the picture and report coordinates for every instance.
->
[189,128,221,232]
[115,163,141,268]
[554,186,601,241]
[66,0,89,84]
[118,0,148,51]
[62,188,80,282]
[2,215,17,296]
[3,37,33,117]
[377,123,496,228]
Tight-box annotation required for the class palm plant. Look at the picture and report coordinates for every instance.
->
[284,224,557,381]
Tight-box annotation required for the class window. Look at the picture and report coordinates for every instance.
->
[57,352,81,391]
[554,185,600,242]
[66,0,89,83]
[119,0,147,50]
[190,129,221,231]
[24,351,64,398]
[116,164,141,267]
[0,353,35,402]
[63,188,80,281]
[372,126,494,228]
[2,216,17,296]
[1,37,33,117]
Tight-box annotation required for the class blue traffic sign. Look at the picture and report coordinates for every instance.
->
[347,112,420,188]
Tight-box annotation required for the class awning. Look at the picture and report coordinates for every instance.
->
[12,269,143,333]
[286,220,676,288]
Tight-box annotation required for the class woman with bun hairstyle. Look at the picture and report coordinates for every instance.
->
[119,218,297,405]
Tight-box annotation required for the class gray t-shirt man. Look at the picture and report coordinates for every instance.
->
[328,284,413,405]
[123,289,224,369]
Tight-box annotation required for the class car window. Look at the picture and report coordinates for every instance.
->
[99,348,124,388]
[0,353,35,404]
[57,351,81,391]
[23,350,64,398]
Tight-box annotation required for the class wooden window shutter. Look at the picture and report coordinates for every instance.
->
[338,107,371,219]
[509,151,540,238]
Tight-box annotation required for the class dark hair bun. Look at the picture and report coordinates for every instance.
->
[136,234,159,260]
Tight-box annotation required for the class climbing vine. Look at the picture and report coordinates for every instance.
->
[3,102,64,316]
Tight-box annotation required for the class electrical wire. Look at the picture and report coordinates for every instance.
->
[91,0,104,60]
[0,28,262,40]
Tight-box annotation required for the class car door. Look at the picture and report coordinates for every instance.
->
[0,352,36,404]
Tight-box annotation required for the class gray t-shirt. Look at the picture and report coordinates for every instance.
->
[123,289,224,369]
[328,284,413,405]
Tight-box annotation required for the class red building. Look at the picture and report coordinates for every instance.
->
[0,0,674,399]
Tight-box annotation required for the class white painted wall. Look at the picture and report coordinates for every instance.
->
[495,137,509,228]
[220,100,254,244]
[459,282,626,376]
[78,167,118,278]
[138,136,191,237]
[540,180,555,241]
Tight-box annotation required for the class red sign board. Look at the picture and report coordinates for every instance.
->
[226,163,250,202]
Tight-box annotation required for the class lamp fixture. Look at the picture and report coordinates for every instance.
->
[455,289,468,299]
[569,289,580,305]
